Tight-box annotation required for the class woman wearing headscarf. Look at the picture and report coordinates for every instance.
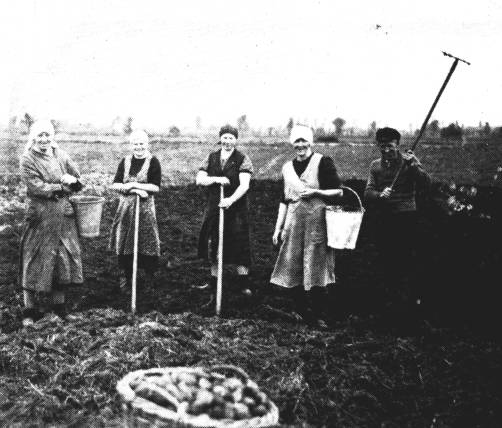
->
[19,119,84,325]
[109,129,161,290]
[196,124,254,295]
[270,125,343,329]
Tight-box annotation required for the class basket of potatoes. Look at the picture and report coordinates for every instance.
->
[117,365,279,427]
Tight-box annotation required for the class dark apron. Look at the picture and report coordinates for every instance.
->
[198,149,251,266]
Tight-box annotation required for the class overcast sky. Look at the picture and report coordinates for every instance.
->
[1,0,501,131]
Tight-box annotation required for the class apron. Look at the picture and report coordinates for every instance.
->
[271,153,336,290]
[197,149,251,266]
[109,154,160,258]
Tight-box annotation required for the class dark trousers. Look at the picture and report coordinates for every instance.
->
[374,211,426,311]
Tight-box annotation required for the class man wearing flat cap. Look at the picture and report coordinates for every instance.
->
[364,127,430,318]
[196,124,254,296]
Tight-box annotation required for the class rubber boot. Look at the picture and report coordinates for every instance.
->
[291,286,311,323]
[53,303,67,320]
[236,275,253,297]
[310,287,329,330]
[195,276,217,290]
[22,308,44,326]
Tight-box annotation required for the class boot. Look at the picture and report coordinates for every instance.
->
[236,275,252,297]
[195,276,217,290]
[291,286,312,322]
[52,303,67,320]
[310,287,329,330]
[22,308,44,326]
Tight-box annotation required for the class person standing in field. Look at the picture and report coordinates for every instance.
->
[196,124,254,296]
[364,127,430,316]
[19,119,84,326]
[270,124,343,329]
[109,129,161,290]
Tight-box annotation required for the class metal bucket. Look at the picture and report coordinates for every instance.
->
[326,186,364,250]
[69,195,105,238]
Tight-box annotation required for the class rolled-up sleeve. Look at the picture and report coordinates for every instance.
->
[240,154,254,175]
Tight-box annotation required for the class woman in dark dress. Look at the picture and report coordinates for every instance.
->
[109,130,161,289]
[271,125,343,328]
[196,124,254,295]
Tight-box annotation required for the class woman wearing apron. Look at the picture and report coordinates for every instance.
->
[271,125,343,329]
[109,130,161,290]
[19,119,84,325]
[196,124,254,296]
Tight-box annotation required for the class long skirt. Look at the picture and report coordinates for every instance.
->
[271,198,335,291]
[198,202,251,266]
[19,197,83,293]
[109,194,160,269]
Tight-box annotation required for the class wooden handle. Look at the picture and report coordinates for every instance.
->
[132,194,140,315]
[216,185,224,316]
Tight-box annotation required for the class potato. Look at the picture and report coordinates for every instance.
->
[198,377,212,390]
[212,393,226,405]
[135,383,177,411]
[177,373,198,386]
[242,396,256,407]
[230,389,242,403]
[193,390,214,407]
[233,403,251,420]
[223,377,243,391]
[223,402,235,419]
[256,391,268,404]
[177,382,196,401]
[149,376,170,389]
[187,403,203,415]
[212,385,227,397]
[251,404,268,417]
[209,405,225,419]
[246,380,259,391]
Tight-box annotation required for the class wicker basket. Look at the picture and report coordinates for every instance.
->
[117,365,280,428]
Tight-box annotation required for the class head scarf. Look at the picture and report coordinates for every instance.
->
[129,129,150,145]
[289,125,313,145]
[23,119,57,156]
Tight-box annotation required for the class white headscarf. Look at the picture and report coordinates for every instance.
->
[289,125,314,145]
[23,119,57,155]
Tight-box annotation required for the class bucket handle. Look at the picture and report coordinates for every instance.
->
[328,185,364,213]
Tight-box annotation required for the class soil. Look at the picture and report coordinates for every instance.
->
[1,179,501,427]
